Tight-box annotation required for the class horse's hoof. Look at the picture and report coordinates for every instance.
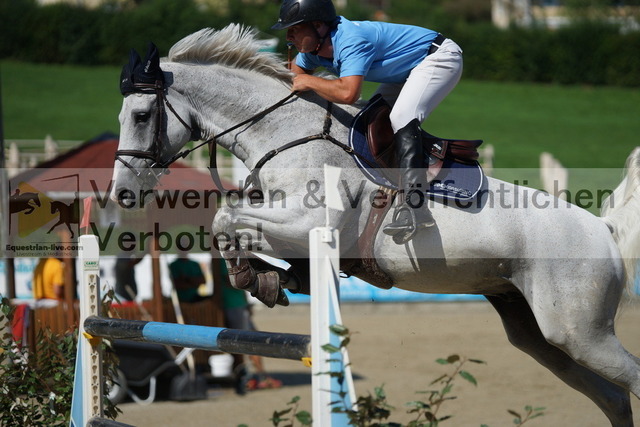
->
[276,289,290,307]
[418,210,436,228]
[254,271,282,308]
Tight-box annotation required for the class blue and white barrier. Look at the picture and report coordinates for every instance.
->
[70,231,354,427]
[83,316,310,361]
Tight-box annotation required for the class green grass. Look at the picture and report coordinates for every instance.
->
[363,80,640,169]
[1,61,122,142]
[2,60,639,171]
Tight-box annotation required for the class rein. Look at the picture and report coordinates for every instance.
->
[209,95,379,193]
[117,81,376,194]
[243,102,356,191]
[116,80,298,190]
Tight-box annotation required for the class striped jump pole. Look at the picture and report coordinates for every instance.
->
[83,316,310,361]
[69,235,312,427]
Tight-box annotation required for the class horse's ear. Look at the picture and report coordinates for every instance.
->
[138,42,165,86]
[120,48,142,95]
[119,43,164,95]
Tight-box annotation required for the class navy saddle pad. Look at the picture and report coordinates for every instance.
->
[348,97,485,202]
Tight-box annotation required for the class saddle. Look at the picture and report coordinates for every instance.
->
[360,95,483,184]
[343,96,486,289]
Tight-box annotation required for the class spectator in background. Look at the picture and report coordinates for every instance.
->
[114,252,144,301]
[33,257,64,300]
[169,251,207,303]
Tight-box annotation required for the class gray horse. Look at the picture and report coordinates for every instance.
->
[111,25,640,425]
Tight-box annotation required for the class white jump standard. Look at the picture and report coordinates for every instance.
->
[71,232,354,427]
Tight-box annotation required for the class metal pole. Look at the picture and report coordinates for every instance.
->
[0,67,15,299]
[310,227,355,426]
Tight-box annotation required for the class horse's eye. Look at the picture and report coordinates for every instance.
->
[135,112,150,124]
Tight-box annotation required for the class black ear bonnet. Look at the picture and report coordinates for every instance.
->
[120,42,165,95]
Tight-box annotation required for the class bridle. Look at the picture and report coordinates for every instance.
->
[115,81,198,187]
[116,79,369,194]
[115,79,301,191]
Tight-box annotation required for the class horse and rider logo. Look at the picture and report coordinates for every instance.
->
[9,180,80,239]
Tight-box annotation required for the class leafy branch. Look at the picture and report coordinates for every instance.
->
[0,294,120,426]
[267,326,545,427]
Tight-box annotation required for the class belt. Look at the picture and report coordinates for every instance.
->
[428,33,446,55]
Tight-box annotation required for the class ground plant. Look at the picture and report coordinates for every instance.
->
[0,295,120,425]
[268,326,545,427]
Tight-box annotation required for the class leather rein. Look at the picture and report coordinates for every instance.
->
[115,81,368,193]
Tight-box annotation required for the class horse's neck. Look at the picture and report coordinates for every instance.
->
[178,64,351,167]
[178,65,290,162]
[174,64,383,242]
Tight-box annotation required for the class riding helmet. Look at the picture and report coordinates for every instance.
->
[271,0,337,30]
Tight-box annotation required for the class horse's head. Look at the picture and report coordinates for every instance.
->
[19,192,41,207]
[112,43,199,205]
[112,25,301,206]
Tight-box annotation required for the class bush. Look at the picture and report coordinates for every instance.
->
[1,0,639,86]
[267,325,545,427]
[453,21,640,86]
[0,297,119,425]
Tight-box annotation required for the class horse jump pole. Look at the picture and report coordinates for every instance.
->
[82,317,310,361]
[70,233,355,426]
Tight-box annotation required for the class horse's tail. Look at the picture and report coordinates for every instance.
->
[601,147,640,294]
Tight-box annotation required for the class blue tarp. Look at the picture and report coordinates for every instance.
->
[285,276,486,304]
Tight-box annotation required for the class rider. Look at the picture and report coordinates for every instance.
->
[272,0,463,243]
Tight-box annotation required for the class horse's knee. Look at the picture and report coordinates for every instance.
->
[273,258,309,294]
[212,209,234,242]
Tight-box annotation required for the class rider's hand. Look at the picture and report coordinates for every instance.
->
[292,74,313,92]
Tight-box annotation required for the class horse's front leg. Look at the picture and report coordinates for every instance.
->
[212,196,329,307]
[212,195,330,246]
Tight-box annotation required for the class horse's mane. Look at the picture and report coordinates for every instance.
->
[167,24,293,83]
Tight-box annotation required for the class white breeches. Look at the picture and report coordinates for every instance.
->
[374,38,463,132]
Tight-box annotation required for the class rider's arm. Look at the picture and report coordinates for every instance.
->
[291,62,313,75]
[292,74,363,105]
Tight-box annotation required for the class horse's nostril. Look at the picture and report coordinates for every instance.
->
[114,188,139,208]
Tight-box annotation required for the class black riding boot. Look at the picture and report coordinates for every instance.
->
[382,119,434,244]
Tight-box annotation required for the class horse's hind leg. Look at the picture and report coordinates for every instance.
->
[47,220,63,234]
[486,294,633,427]
[531,264,640,403]
[64,221,75,238]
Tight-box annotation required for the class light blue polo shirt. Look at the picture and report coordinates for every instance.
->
[296,17,438,84]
